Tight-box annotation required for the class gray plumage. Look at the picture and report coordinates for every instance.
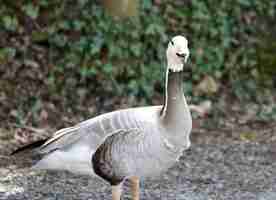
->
[12,35,192,187]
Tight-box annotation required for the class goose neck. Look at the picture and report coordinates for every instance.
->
[161,69,191,128]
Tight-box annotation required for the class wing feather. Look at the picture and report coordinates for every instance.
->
[37,106,160,154]
[41,126,79,149]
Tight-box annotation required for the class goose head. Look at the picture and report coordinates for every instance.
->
[166,35,189,72]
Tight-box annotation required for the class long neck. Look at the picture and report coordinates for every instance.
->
[160,68,192,146]
[161,70,186,117]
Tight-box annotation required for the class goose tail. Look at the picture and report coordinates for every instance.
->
[10,139,48,156]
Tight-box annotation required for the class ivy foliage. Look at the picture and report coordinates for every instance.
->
[0,0,275,106]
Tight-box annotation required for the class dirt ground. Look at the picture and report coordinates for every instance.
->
[0,115,276,200]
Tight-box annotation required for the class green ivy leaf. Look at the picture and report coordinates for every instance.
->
[2,15,18,31]
[23,3,39,19]
[0,47,16,63]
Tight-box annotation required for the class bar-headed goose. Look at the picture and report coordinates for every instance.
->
[12,35,192,200]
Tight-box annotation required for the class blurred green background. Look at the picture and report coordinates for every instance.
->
[0,0,275,130]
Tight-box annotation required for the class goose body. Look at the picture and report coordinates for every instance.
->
[12,35,192,200]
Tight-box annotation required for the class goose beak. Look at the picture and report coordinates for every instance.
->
[176,52,189,63]
[176,53,186,58]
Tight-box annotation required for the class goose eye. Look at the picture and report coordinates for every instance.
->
[170,40,174,45]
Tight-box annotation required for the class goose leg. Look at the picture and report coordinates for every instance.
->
[112,185,122,200]
[130,176,139,200]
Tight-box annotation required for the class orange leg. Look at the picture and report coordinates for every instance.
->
[130,176,139,200]
[112,184,122,200]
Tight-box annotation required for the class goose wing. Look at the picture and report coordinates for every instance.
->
[92,121,181,180]
[31,107,161,175]
[38,106,161,154]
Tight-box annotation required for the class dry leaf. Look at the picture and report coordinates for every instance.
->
[240,132,257,142]
[195,75,219,95]
[103,0,138,18]
[190,100,212,117]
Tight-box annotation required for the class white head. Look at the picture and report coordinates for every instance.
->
[166,35,189,72]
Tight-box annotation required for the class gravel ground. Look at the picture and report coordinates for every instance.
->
[1,127,276,200]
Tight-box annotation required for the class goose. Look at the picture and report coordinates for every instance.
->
[11,35,192,200]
